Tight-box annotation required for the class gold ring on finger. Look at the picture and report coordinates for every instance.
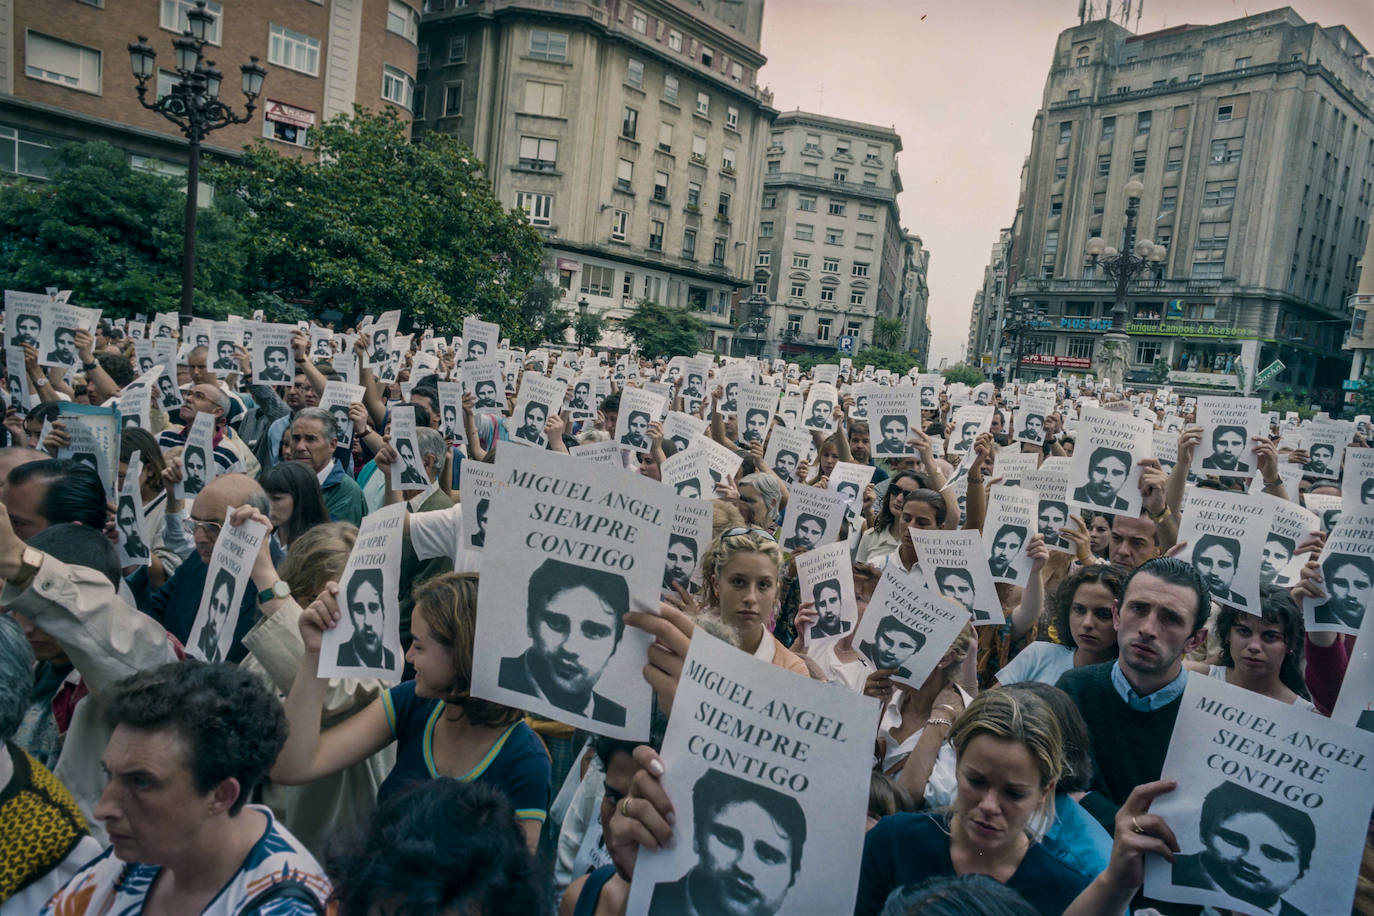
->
[1131,816,1144,834]
[620,796,633,818]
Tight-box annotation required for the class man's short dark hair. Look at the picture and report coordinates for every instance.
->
[1120,556,1210,637]
[880,414,905,431]
[1199,780,1316,875]
[1322,552,1374,584]
[811,577,841,603]
[265,345,287,360]
[1088,445,1132,472]
[210,566,237,606]
[97,352,136,387]
[1210,424,1246,445]
[874,615,926,651]
[1265,533,1295,555]
[668,534,698,560]
[746,408,767,424]
[103,661,287,815]
[1193,533,1240,564]
[992,523,1026,547]
[527,558,629,643]
[627,410,649,425]
[794,512,824,533]
[28,522,121,586]
[346,567,386,614]
[7,458,108,531]
[935,567,975,591]
[692,768,807,877]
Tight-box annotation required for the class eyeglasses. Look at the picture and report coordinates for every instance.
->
[721,527,774,539]
[891,486,919,500]
[182,518,223,538]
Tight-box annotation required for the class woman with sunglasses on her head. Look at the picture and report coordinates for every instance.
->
[855,471,923,567]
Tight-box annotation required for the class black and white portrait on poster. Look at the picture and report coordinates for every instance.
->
[908,528,1005,625]
[661,447,713,502]
[4,345,29,411]
[1192,395,1262,479]
[717,363,750,416]
[1013,395,1053,446]
[850,567,970,689]
[37,302,98,371]
[695,435,745,487]
[461,315,500,363]
[115,452,151,568]
[388,405,430,491]
[1341,448,1374,516]
[1258,493,1319,588]
[365,310,400,367]
[458,459,500,556]
[320,380,365,453]
[662,497,712,599]
[737,383,778,447]
[56,403,120,502]
[176,410,217,501]
[679,356,711,407]
[463,358,505,416]
[186,510,269,663]
[317,503,407,680]
[1302,492,1343,534]
[4,290,49,348]
[1175,488,1268,611]
[616,387,666,454]
[916,373,942,411]
[848,380,876,421]
[802,382,840,433]
[624,629,878,916]
[869,389,921,458]
[982,485,1038,586]
[1144,674,1374,916]
[1301,508,1374,636]
[209,322,243,377]
[251,322,296,385]
[795,542,857,641]
[1067,407,1151,516]
[508,373,567,449]
[1332,594,1374,733]
[763,425,812,484]
[827,461,875,521]
[1302,422,1345,481]
[661,411,708,455]
[472,447,672,739]
[945,405,992,458]
[778,484,847,554]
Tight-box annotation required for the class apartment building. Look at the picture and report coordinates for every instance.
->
[0,0,418,180]
[415,0,773,353]
[1007,8,1374,404]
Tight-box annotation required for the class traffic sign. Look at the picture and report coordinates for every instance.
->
[836,335,855,354]
[1254,359,1285,387]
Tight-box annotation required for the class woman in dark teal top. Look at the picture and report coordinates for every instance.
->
[274,572,552,851]
[854,688,1091,916]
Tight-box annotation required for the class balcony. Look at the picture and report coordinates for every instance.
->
[762,170,896,203]
[1010,277,1234,295]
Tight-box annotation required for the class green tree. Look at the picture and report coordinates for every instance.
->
[614,300,705,360]
[1351,363,1374,418]
[1263,392,1316,420]
[942,364,987,385]
[872,316,905,351]
[798,347,920,376]
[213,107,545,335]
[573,312,605,350]
[0,141,247,318]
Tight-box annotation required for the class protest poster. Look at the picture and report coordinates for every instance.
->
[764,425,812,484]
[848,380,876,421]
[472,447,672,738]
[570,440,626,467]
[318,503,407,680]
[185,509,270,663]
[1341,448,1374,515]
[679,356,711,410]
[661,447,713,502]
[693,434,744,486]
[982,485,1038,586]
[850,566,971,688]
[662,497,712,598]
[908,528,1004,625]
[4,290,49,349]
[624,629,878,916]
[777,393,804,428]
[1192,396,1262,479]
[737,383,778,447]
[970,381,995,406]
[795,542,858,641]
[869,389,921,458]
[176,410,217,501]
[812,363,839,388]
[1175,488,1268,611]
[387,404,430,491]
[1331,583,1374,732]
[1301,508,1374,636]
[318,381,364,453]
[1067,407,1151,516]
[37,302,97,371]
[1144,674,1374,916]
[1303,492,1343,533]
[459,460,500,553]
[661,410,707,454]
[508,372,566,448]
[616,387,666,454]
[945,405,992,457]
[802,382,840,433]
[114,452,151,569]
[435,379,464,447]
[778,484,847,554]
[56,403,119,502]
[209,322,242,377]
[993,450,1038,488]
[916,373,942,411]
[1013,395,1053,446]
[463,358,505,416]
[364,310,400,367]
[717,363,750,416]
[133,339,156,376]
[185,316,213,351]
[568,372,598,420]
[1152,428,1180,473]
[309,326,334,361]
[116,375,151,432]
[1259,494,1320,589]
[827,462,875,520]
[1302,422,1345,481]
[4,345,29,410]
[250,322,295,385]
[461,316,500,362]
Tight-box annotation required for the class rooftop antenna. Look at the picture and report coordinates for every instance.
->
[1135,0,1144,32]
[1078,0,1087,25]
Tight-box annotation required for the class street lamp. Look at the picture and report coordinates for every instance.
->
[128,1,266,325]
[742,295,769,358]
[1084,179,1166,385]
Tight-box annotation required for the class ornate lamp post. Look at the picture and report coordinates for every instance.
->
[741,295,769,358]
[128,1,266,325]
[1085,178,1166,386]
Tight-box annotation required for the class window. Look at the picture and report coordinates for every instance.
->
[862,172,878,186]
[798,194,817,212]
[761,192,776,209]
[826,228,843,245]
[792,253,810,269]
[620,106,638,140]
[616,158,634,191]
[443,83,462,116]
[447,35,466,63]
[1092,191,1105,215]
[712,236,726,265]
[1066,337,1094,359]
[819,286,835,303]
[518,136,558,170]
[730,62,743,82]
[801,162,817,176]
[162,0,222,45]
[623,272,635,297]
[262,105,313,146]
[25,33,101,92]
[691,134,706,162]
[416,45,428,68]
[631,9,647,33]
[700,46,713,67]
[787,314,803,334]
[521,80,566,119]
[580,265,614,296]
[649,220,664,251]
[268,24,321,76]
[852,261,869,278]
[1216,103,1233,122]
[1132,151,1146,173]
[858,206,876,222]
[611,209,628,241]
[1203,180,1236,207]
[653,170,669,202]
[1097,154,1111,177]
[1135,341,1161,364]
[758,221,773,238]
[662,75,679,104]
[726,106,738,130]
[1050,196,1063,216]
[1054,158,1068,180]
[1136,111,1151,134]
[790,282,806,299]
[833,167,848,182]
[1195,221,1229,251]
[657,121,673,152]
[695,92,709,117]
[386,0,420,43]
[1166,146,1182,171]
[756,251,771,267]
[722,146,736,171]
[687,182,701,208]
[1041,263,1055,279]
[1044,230,1058,252]
[1076,53,1088,67]
[515,191,552,226]
[682,228,697,258]
[821,256,839,273]
[717,192,730,219]
[381,65,415,109]
[626,59,644,89]
[849,291,865,306]
[816,318,832,342]
[1160,190,1176,211]
[1234,56,1251,69]
[1210,138,1242,164]
[1067,89,1080,100]
[1101,116,1115,140]
[856,232,873,249]
[529,30,568,62]
[795,223,814,241]
[828,200,845,216]
[804,132,822,153]
[668,30,682,52]
[835,139,851,157]
[865,143,881,163]
[1058,121,1072,143]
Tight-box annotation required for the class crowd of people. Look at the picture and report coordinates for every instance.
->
[0,307,1371,916]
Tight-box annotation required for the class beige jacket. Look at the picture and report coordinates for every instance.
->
[240,595,394,859]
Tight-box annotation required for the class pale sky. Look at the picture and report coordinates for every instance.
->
[759,0,1374,366]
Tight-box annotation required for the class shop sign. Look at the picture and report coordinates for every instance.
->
[556,258,580,271]
[1021,354,1091,369]
[1167,370,1239,388]
[1125,320,1248,339]
[264,100,316,129]
[1059,317,1114,331]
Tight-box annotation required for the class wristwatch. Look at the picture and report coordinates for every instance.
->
[257,579,291,606]
[8,546,44,590]
[1148,505,1172,523]
[82,360,99,372]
